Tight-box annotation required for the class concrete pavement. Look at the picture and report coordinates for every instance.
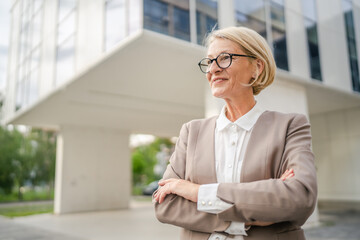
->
[0,199,359,240]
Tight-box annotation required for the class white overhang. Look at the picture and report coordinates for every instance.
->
[6,30,360,135]
[7,30,207,136]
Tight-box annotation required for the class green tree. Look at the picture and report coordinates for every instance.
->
[0,126,24,195]
[28,129,57,197]
[131,137,173,186]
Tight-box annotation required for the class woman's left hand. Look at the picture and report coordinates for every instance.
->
[153,179,200,204]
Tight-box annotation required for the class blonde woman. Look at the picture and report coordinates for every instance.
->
[153,26,317,240]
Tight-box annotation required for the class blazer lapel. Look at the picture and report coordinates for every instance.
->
[240,111,270,183]
[194,116,218,184]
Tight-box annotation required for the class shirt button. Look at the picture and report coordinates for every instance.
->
[208,201,212,206]
[201,201,206,206]
[231,141,235,146]
[228,164,232,168]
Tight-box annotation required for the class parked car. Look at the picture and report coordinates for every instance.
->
[142,181,159,196]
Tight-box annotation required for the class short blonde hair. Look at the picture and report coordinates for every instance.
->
[205,26,276,95]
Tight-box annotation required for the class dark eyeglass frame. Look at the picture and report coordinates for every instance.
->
[198,53,256,74]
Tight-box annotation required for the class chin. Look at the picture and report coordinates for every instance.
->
[211,89,226,99]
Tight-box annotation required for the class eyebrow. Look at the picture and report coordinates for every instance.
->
[207,50,235,58]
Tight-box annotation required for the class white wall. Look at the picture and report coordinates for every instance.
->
[54,125,131,214]
[317,0,352,92]
[311,107,360,201]
[39,0,57,96]
[76,0,104,71]
[285,0,311,79]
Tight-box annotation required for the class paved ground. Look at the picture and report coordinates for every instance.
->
[305,209,360,240]
[0,200,359,240]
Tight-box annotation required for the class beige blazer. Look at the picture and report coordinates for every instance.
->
[154,111,317,240]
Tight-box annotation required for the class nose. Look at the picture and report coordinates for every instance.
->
[208,60,222,74]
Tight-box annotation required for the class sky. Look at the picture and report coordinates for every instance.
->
[0,1,11,93]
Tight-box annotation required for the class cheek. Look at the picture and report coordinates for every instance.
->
[206,73,211,83]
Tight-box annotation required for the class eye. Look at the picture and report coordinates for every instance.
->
[218,54,230,62]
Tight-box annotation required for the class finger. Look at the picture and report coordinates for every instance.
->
[158,178,176,186]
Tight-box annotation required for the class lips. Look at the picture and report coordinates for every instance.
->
[212,78,228,85]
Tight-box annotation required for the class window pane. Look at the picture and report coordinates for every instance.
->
[28,69,39,105]
[271,0,288,70]
[56,35,75,85]
[144,0,190,42]
[173,6,190,41]
[144,0,169,35]
[58,0,77,22]
[32,11,42,48]
[196,0,218,45]
[234,0,266,39]
[302,0,317,21]
[57,11,76,45]
[342,0,360,92]
[105,0,127,51]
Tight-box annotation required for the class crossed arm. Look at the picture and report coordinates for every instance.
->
[153,169,295,227]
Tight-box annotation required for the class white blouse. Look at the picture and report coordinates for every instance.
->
[197,103,265,240]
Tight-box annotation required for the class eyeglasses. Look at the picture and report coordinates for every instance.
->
[198,53,256,74]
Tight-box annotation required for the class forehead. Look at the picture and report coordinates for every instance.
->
[207,38,243,57]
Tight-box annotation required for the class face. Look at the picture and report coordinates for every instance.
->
[206,38,255,100]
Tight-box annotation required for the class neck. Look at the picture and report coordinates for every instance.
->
[224,97,256,122]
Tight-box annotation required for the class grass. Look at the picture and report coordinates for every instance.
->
[0,188,54,203]
[0,203,53,218]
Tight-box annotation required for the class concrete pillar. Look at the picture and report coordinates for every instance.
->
[54,125,130,214]
[284,0,311,79]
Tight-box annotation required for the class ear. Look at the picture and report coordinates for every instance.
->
[252,59,264,78]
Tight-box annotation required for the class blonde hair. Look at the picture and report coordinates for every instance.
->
[205,26,276,95]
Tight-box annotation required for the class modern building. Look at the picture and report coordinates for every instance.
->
[2,0,360,220]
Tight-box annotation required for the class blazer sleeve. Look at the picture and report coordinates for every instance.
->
[154,122,231,233]
[216,114,317,227]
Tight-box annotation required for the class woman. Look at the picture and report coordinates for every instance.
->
[153,26,317,240]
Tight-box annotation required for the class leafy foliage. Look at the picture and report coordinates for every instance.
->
[0,126,56,201]
[131,137,174,186]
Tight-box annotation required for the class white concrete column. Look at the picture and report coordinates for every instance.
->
[54,125,131,214]
[76,0,104,71]
[39,0,57,96]
[317,0,352,92]
[284,0,311,79]
[217,0,235,28]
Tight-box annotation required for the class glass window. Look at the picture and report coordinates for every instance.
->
[144,0,169,35]
[55,35,75,85]
[144,0,190,42]
[342,0,360,92]
[55,0,77,86]
[302,0,322,81]
[28,69,39,105]
[270,0,288,71]
[196,0,218,45]
[234,0,266,39]
[173,6,190,41]
[58,0,77,22]
[57,10,76,45]
[15,0,44,111]
[105,0,127,51]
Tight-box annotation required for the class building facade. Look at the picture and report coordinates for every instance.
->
[3,0,360,216]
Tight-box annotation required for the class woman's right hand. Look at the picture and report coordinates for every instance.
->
[246,169,295,227]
